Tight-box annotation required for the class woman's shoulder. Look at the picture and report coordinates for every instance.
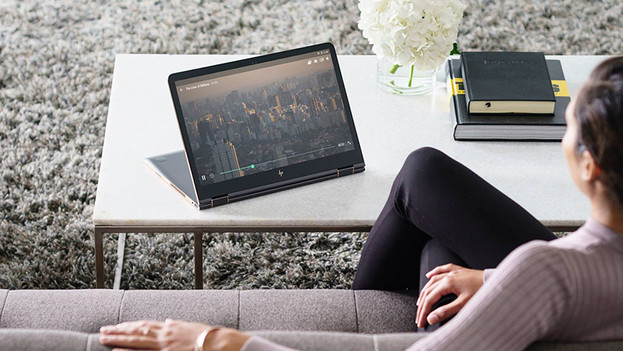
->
[514,227,621,265]
[505,240,564,264]
[500,236,622,292]
[494,240,574,286]
[550,220,623,255]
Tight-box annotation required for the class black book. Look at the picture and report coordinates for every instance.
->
[461,52,556,114]
[447,58,570,141]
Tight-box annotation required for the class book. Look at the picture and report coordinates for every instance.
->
[460,52,556,114]
[447,58,570,141]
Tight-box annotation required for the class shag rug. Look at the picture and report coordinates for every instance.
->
[0,0,621,289]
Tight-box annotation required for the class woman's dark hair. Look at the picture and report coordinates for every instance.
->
[573,56,623,205]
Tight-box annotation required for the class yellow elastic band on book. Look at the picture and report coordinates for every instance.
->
[448,78,570,97]
[552,80,570,97]
[449,78,465,96]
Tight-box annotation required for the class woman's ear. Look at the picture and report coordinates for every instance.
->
[580,149,600,182]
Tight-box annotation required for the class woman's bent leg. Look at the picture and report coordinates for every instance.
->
[351,186,431,290]
[353,147,556,291]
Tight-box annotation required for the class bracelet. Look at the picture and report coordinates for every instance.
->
[194,328,219,351]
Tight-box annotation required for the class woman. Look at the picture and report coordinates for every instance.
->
[100,56,622,351]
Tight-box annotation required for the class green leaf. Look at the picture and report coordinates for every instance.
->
[450,42,461,56]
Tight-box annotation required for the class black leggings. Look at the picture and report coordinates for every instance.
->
[352,147,556,328]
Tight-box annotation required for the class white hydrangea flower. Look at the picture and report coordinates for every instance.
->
[358,0,466,70]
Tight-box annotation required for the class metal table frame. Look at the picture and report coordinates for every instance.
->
[94,223,578,289]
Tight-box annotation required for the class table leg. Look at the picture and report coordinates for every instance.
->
[95,229,105,288]
[113,233,127,290]
[194,232,203,290]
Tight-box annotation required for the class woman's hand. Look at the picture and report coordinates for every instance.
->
[416,263,484,328]
[100,320,165,350]
[99,319,250,351]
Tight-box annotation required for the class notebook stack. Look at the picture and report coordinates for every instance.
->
[446,52,571,141]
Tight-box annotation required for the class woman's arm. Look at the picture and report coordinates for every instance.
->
[99,318,301,351]
[100,319,251,351]
[408,241,571,351]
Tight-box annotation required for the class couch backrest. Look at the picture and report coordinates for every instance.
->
[0,289,418,333]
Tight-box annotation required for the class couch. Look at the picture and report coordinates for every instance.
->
[0,289,620,351]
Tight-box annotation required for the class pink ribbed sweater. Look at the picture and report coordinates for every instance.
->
[242,217,622,351]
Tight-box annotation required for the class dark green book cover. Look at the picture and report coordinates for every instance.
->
[447,58,570,141]
[461,52,556,114]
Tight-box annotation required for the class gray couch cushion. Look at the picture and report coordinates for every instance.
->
[0,290,123,333]
[251,331,374,351]
[240,290,356,332]
[119,290,238,328]
[0,329,89,351]
[355,291,418,333]
[0,330,113,351]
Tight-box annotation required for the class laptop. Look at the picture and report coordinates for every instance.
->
[145,43,365,209]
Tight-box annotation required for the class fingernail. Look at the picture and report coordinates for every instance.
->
[428,314,439,324]
[100,336,108,342]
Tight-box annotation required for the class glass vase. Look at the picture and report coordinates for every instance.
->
[376,58,437,95]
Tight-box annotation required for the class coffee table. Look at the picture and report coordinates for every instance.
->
[93,54,605,289]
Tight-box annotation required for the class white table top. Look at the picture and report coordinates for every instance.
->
[93,54,605,229]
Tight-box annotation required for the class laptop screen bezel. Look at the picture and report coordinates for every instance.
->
[168,42,365,202]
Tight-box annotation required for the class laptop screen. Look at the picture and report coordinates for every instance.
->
[174,48,356,186]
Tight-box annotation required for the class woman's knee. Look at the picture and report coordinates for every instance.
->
[399,147,453,181]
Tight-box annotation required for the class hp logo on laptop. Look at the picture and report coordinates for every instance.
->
[278,170,284,177]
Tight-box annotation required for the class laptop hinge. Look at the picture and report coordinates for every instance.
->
[336,166,355,178]
[210,194,230,208]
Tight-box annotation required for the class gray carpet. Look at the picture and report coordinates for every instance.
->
[0,0,621,290]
